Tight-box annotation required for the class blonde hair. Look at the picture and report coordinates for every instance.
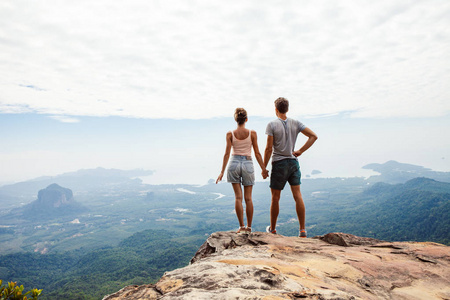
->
[234,108,247,125]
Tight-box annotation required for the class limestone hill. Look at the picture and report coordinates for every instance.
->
[21,183,87,219]
[103,231,450,300]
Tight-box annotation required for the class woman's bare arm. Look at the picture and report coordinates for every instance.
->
[216,132,232,183]
[251,131,267,174]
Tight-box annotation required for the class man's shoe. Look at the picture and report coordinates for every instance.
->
[266,226,276,234]
[299,229,307,238]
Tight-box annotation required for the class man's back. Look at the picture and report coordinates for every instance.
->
[266,118,306,162]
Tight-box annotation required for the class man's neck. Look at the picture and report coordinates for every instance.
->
[277,113,287,120]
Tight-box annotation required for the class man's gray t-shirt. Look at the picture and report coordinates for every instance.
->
[266,118,306,162]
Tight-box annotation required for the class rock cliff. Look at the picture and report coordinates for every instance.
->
[36,183,74,208]
[21,183,87,219]
[103,231,450,300]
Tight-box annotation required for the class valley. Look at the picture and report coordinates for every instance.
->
[0,161,449,299]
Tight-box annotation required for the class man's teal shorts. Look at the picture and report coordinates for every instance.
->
[270,159,301,190]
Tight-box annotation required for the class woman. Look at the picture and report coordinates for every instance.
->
[216,108,267,234]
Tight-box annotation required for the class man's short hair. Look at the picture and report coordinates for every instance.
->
[275,97,289,114]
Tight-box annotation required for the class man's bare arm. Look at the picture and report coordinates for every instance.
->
[264,135,273,168]
[261,135,273,179]
[293,127,318,157]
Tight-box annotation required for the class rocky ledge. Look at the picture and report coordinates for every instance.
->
[103,232,450,300]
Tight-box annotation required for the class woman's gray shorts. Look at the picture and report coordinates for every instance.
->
[227,155,255,186]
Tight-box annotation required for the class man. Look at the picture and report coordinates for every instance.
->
[263,97,318,237]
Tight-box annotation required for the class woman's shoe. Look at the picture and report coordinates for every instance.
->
[237,226,246,234]
[245,227,252,234]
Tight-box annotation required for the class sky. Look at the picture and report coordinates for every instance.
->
[1,1,449,185]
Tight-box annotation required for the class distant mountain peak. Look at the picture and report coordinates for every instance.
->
[363,160,431,172]
[45,183,67,190]
[37,183,74,208]
[405,177,437,185]
[20,184,87,219]
[363,161,450,184]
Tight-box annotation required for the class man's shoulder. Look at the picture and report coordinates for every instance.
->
[286,117,301,122]
[268,117,301,125]
[266,119,279,128]
[266,119,278,135]
[287,118,305,128]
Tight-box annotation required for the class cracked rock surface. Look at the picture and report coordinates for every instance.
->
[103,231,450,300]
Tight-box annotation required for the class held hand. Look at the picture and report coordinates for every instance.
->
[216,172,224,184]
[262,169,269,179]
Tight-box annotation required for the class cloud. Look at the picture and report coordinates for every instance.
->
[48,115,80,123]
[0,0,449,119]
[19,84,46,91]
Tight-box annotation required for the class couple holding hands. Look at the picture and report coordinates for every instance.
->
[216,97,318,238]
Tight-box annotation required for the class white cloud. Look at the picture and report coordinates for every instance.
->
[0,0,449,119]
[48,115,80,123]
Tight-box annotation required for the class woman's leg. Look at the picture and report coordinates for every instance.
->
[232,183,244,228]
[243,185,254,228]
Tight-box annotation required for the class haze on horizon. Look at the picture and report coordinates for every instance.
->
[1,1,449,185]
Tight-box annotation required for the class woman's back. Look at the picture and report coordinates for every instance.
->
[233,128,250,140]
[231,128,252,156]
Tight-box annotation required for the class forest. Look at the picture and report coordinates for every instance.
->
[0,230,204,299]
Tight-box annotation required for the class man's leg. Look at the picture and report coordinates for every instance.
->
[270,188,282,231]
[290,185,305,230]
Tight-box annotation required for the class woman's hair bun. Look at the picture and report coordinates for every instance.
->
[234,108,247,125]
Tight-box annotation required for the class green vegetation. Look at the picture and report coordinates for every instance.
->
[1,167,449,299]
[292,177,450,245]
[0,280,41,300]
[0,230,204,300]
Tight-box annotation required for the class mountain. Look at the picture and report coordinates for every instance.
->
[363,160,450,183]
[310,177,450,245]
[0,168,153,196]
[20,184,87,220]
[364,177,450,196]
[35,184,75,208]
[0,161,445,210]
[0,168,153,209]
[103,231,450,299]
